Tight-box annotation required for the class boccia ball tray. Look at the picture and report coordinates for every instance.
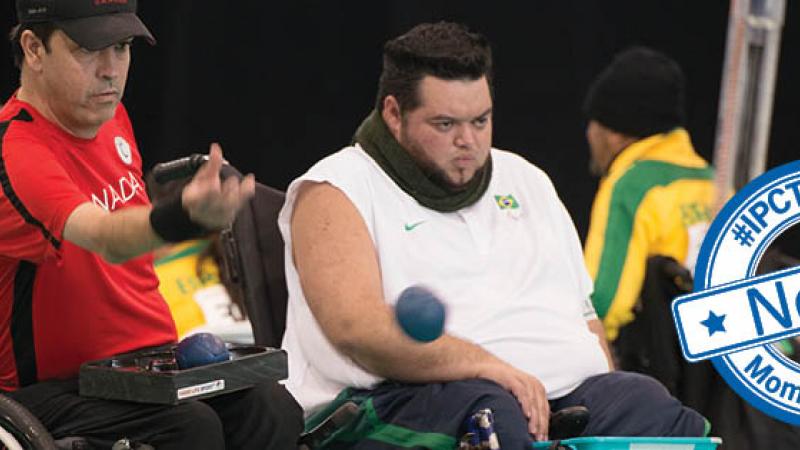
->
[79,344,287,405]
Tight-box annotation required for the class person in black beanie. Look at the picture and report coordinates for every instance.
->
[583,46,715,346]
[586,44,711,406]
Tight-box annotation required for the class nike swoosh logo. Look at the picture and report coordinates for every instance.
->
[404,221,426,231]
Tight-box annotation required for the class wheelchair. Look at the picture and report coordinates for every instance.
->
[0,393,57,449]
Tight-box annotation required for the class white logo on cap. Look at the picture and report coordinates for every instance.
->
[114,136,132,165]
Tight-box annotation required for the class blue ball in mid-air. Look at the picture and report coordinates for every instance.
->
[175,332,230,369]
[395,285,446,343]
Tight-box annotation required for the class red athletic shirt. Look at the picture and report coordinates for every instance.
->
[0,95,177,390]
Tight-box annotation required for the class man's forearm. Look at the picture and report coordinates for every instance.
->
[64,203,164,263]
[63,145,252,264]
[353,334,499,382]
[324,307,501,384]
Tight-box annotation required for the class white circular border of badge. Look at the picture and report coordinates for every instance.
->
[696,160,800,425]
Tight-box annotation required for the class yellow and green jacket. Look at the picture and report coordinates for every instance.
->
[584,129,714,341]
[154,239,222,338]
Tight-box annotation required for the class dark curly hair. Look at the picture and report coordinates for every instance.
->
[376,21,493,113]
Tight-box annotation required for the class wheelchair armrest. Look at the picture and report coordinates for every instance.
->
[298,401,359,450]
[549,406,589,441]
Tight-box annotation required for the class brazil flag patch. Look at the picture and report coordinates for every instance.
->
[494,194,519,210]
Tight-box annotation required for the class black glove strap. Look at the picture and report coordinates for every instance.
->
[149,194,209,243]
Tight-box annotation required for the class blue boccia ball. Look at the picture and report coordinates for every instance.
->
[395,285,446,343]
[175,332,230,369]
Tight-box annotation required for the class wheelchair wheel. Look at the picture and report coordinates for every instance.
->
[0,395,56,450]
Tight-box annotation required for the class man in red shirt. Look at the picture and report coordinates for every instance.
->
[0,1,302,448]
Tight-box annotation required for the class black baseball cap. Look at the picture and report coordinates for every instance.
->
[16,0,155,51]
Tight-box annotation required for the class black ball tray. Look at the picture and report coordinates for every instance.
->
[79,344,287,405]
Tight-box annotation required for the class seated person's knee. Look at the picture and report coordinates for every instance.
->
[169,402,225,445]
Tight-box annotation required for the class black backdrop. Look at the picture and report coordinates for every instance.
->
[1,1,798,242]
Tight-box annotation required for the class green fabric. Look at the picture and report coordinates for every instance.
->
[360,398,456,449]
[353,110,492,212]
[305,390,456,449]
[592,161,714,317]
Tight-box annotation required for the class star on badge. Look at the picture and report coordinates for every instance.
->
[700,310,727,336]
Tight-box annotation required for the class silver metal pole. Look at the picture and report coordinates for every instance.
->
[712,0,786,213]
[713,0,749,213]
[742,0,786,184]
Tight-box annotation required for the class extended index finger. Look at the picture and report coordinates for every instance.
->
[194,143,224,181]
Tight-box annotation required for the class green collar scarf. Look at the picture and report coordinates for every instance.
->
[353,110,492,212]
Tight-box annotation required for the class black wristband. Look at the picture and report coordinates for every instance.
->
[149,194,209,243]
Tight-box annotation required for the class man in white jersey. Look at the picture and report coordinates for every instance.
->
[279,22,707,449]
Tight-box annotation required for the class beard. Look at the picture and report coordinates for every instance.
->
[400,135,489,193]
[589,158,605,178]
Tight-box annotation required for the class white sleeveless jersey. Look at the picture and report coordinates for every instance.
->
[279,146,609,413]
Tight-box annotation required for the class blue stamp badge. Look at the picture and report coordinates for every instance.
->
[672,160,800,425]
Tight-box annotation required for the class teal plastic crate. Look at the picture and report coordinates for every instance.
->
[532,437,722,450]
